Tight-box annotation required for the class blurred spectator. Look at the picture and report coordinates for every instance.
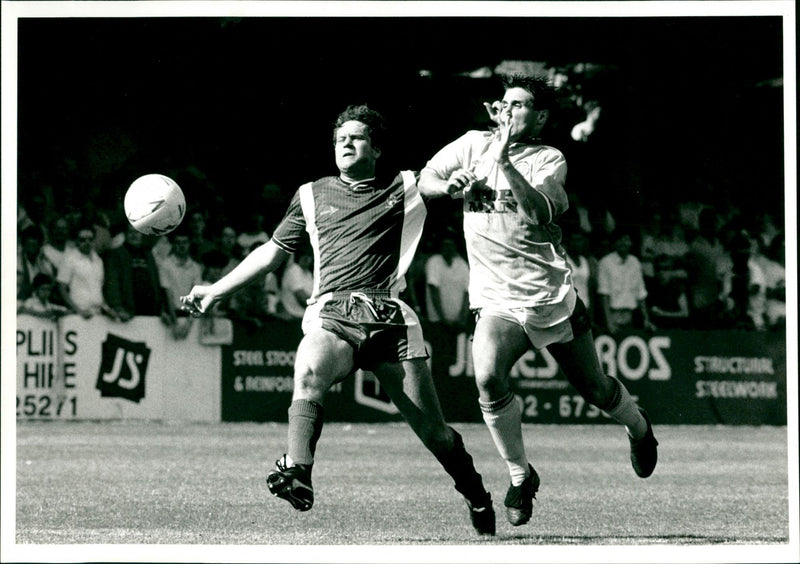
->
[17,273,70,321]
[759,234,786,330]
[652,218,689,265]
[216,225,242,276]
[57,224,116,319]
[158,227,204,317]
[200,249,232,317]
[236,212,270,256]
[103,225,173,323]
[560,192,615,240]
[17,201,35,233]
[41,216,75,276]
[723,219,757,329]
[564,230,598,317]
[684,208,732,329]
[403,236,433,318]
[227,243,281,330]
[639,210,662,280]
[85,207,114,256]
[197,250,235,343]
[597,229,654,334]
[570,100,602,143]
[280,246,314,321]
[425,234,470,330]
[187,210,217,260]
[17,225,56,301]
[646,255,689,329]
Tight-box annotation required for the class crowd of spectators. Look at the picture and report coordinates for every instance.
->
[16,184,786,337]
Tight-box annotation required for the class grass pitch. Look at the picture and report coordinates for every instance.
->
[9,421,794,560]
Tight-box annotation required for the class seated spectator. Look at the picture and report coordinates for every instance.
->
[597,229,655,334]
[280,247,314,321]
[425,234,470,330]
[104,225,173,323]
[57,224,117,319]
[17,225,56,301]
[17,273,70,321]
[647,255,689,329]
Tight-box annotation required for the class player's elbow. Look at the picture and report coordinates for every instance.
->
[418,168,445,197]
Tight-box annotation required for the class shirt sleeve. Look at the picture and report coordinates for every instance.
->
[532,147,569,220]
[423,132,477,180]
[271,187,307,253]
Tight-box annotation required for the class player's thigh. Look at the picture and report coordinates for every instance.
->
[293,328,354,402]
[373,358,449,441]
[472,314,529,396]
[546,329,612,405]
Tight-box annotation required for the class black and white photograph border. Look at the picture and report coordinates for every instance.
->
[1,1,797,563]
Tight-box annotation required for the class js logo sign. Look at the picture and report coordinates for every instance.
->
[96,334,150,402]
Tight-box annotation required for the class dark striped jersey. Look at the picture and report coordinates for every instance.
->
[271,171,426,302]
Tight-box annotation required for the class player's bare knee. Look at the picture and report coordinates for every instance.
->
[474,370,507,398]
[293,367,329,401]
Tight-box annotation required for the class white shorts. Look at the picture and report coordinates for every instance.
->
[477,288,588,350]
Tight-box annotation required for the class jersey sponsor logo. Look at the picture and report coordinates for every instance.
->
[96,334,149,402]
[318,204,339,217]
[386,193,402,209]
[465,181,518,214]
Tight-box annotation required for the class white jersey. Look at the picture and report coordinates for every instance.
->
[425,130,573,323]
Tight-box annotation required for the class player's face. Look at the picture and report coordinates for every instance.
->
[334,120,381,179]
[502,87,541,141]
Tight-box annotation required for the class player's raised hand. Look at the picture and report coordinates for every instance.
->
[180,285,217,317]
[483,100,506,126]
[446,168,478,196]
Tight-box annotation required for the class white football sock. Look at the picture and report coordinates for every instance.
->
[480,391,530,486]
[604,376,648,439]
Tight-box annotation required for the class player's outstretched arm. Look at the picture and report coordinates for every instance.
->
[181,240,290,316]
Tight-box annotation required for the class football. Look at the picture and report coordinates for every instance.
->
[124,174,186,236]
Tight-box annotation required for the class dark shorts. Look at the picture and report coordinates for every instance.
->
[303,291,428,371]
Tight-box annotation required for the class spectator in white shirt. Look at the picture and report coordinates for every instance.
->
[425,235,470,330]
[57,224,116,319]
[598,230,654,334]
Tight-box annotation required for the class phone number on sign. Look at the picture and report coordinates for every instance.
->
[519,394,639,420]
[16,394,77,418]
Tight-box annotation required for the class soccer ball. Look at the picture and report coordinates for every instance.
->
[124,174,186,236]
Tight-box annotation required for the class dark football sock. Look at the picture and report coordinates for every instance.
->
[434,427,491,507]
[286,399,324,466]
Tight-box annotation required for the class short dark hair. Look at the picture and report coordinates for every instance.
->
[333,104,387,150]
[21,225,44,243]
[502,74,556,111]
[32,273,54,288]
